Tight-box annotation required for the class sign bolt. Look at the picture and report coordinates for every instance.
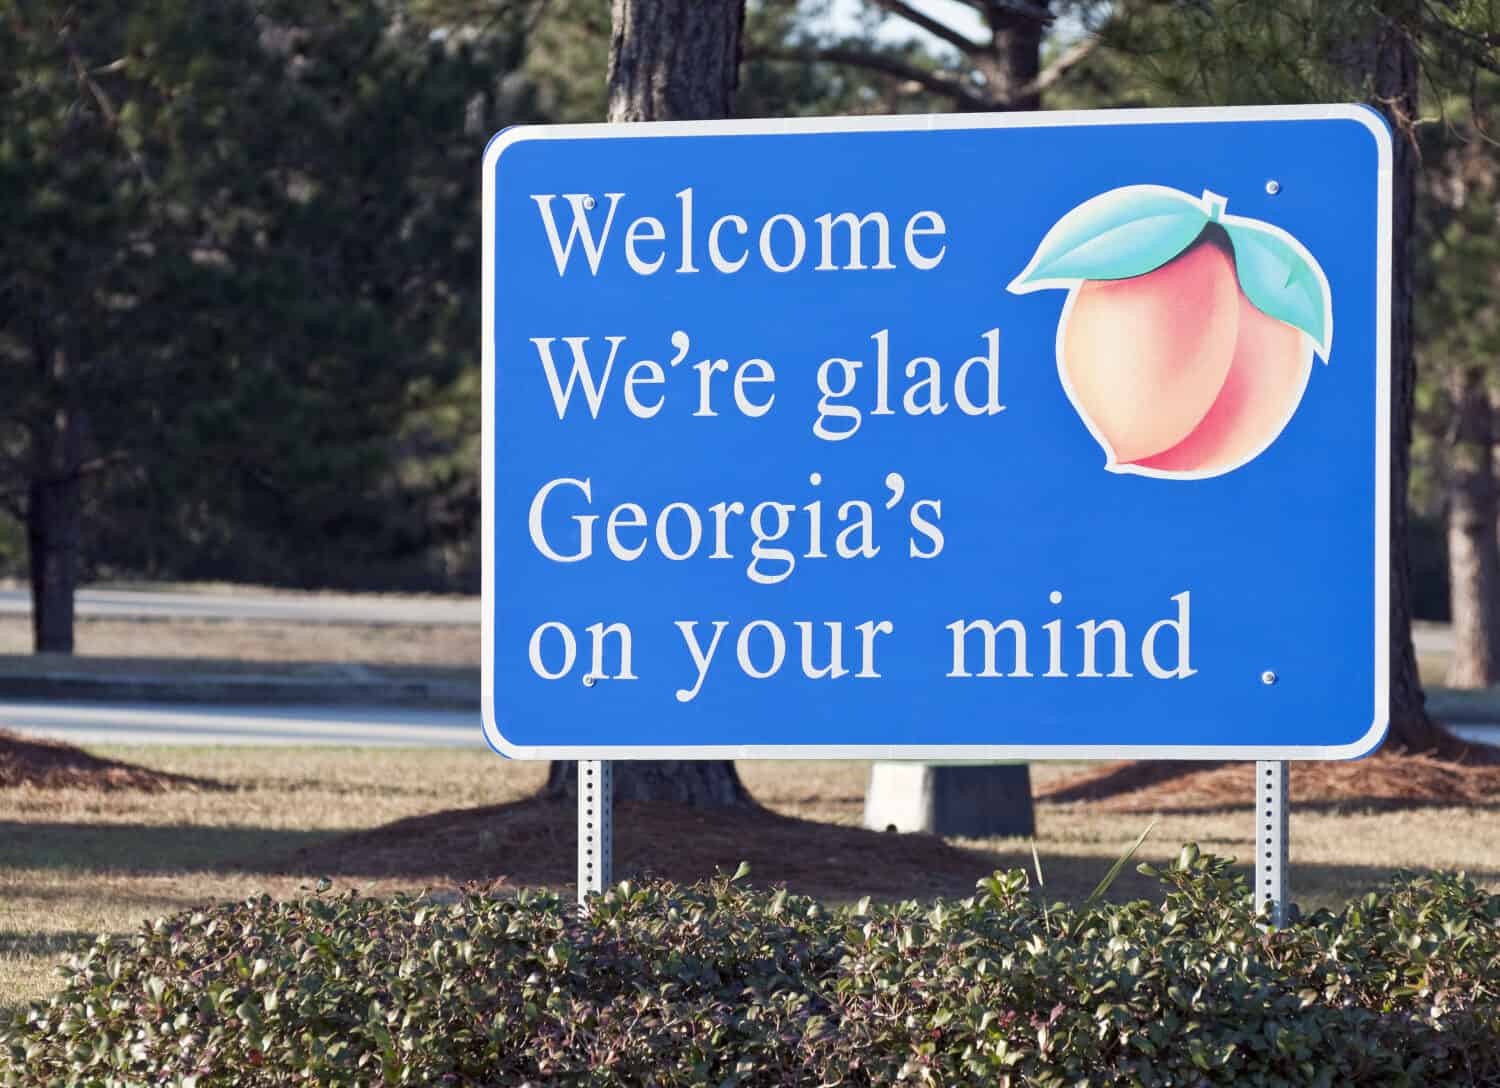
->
[1261,670,1278,686]
[1265,179,1281,195]
[582,674,597,688]
[583,195,596,210]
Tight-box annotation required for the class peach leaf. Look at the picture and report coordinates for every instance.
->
[1007,185,1209,292]
[1222,219,1332,359]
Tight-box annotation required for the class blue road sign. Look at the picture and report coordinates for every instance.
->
[482,105,1390,760]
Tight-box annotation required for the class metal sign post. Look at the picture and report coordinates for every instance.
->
[577,759,612,906]
[1255,760,1289,927]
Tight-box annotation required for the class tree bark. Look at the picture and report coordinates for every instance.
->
[975,2,1049,111]
[28,472,81,655]
[607,0,744,123]
[1373,6,1460,751]
[542,759,752,806]
[1445,367,1500,687]
[538,0,754,808]
[27,346,84,655]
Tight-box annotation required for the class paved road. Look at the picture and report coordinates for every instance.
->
[3,587,1445,648]
[0,590,1473,749]
[0,588,478,626]
[10,589,1443,647]
[0,701,483,748]
[2,698,1495,751]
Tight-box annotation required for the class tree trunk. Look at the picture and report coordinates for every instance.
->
[27,345,84,656]
[542,759,752,806]
[607,0,744,123]
[1373,7,1459,751]
[976,2,1049,111]
[539,0,754,807]
[1445,367,1500,687]
[28,474,80,655]
[27,474,80,654]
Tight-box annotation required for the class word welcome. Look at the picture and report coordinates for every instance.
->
[531,189,948,276]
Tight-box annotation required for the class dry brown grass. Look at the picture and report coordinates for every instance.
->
[1,748,1497,1013]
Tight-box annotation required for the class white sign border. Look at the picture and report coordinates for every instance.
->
[481,103,1392,761]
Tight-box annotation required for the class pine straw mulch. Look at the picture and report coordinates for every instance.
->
[280,798,1001,902]
[1038,750,1500,813]
[0,729,224,792]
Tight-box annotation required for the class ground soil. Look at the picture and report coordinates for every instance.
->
[280,798,1002,902]
[1039,750,1500,812]
[0,730,223,792]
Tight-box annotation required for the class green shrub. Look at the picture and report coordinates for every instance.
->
[5,849,1499,1086]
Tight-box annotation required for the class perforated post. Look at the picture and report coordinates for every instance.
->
[578,760,612,906]
[1255,760,1289,927]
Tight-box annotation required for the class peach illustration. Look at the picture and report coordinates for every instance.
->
[1009,186,1332,480]
[1132,289,1313,475]
[1060,239,1239,465]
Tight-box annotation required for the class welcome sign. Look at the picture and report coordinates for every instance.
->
[481,105,1390,760]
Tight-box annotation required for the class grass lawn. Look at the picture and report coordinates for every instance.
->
[2,746,1498,1012]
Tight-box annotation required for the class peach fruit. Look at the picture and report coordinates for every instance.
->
[1059,239,1240,466]
[1131,289,1312,476]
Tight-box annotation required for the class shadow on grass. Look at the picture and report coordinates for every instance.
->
[0,931,104,1015]
[1060,798,1500,817]
[3,806,1495,909]
[1016,855,1500,908]
[1039,752,1500,811]
[0,821,335,874]
[0,930,100,960]
[268,798,1500,907]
